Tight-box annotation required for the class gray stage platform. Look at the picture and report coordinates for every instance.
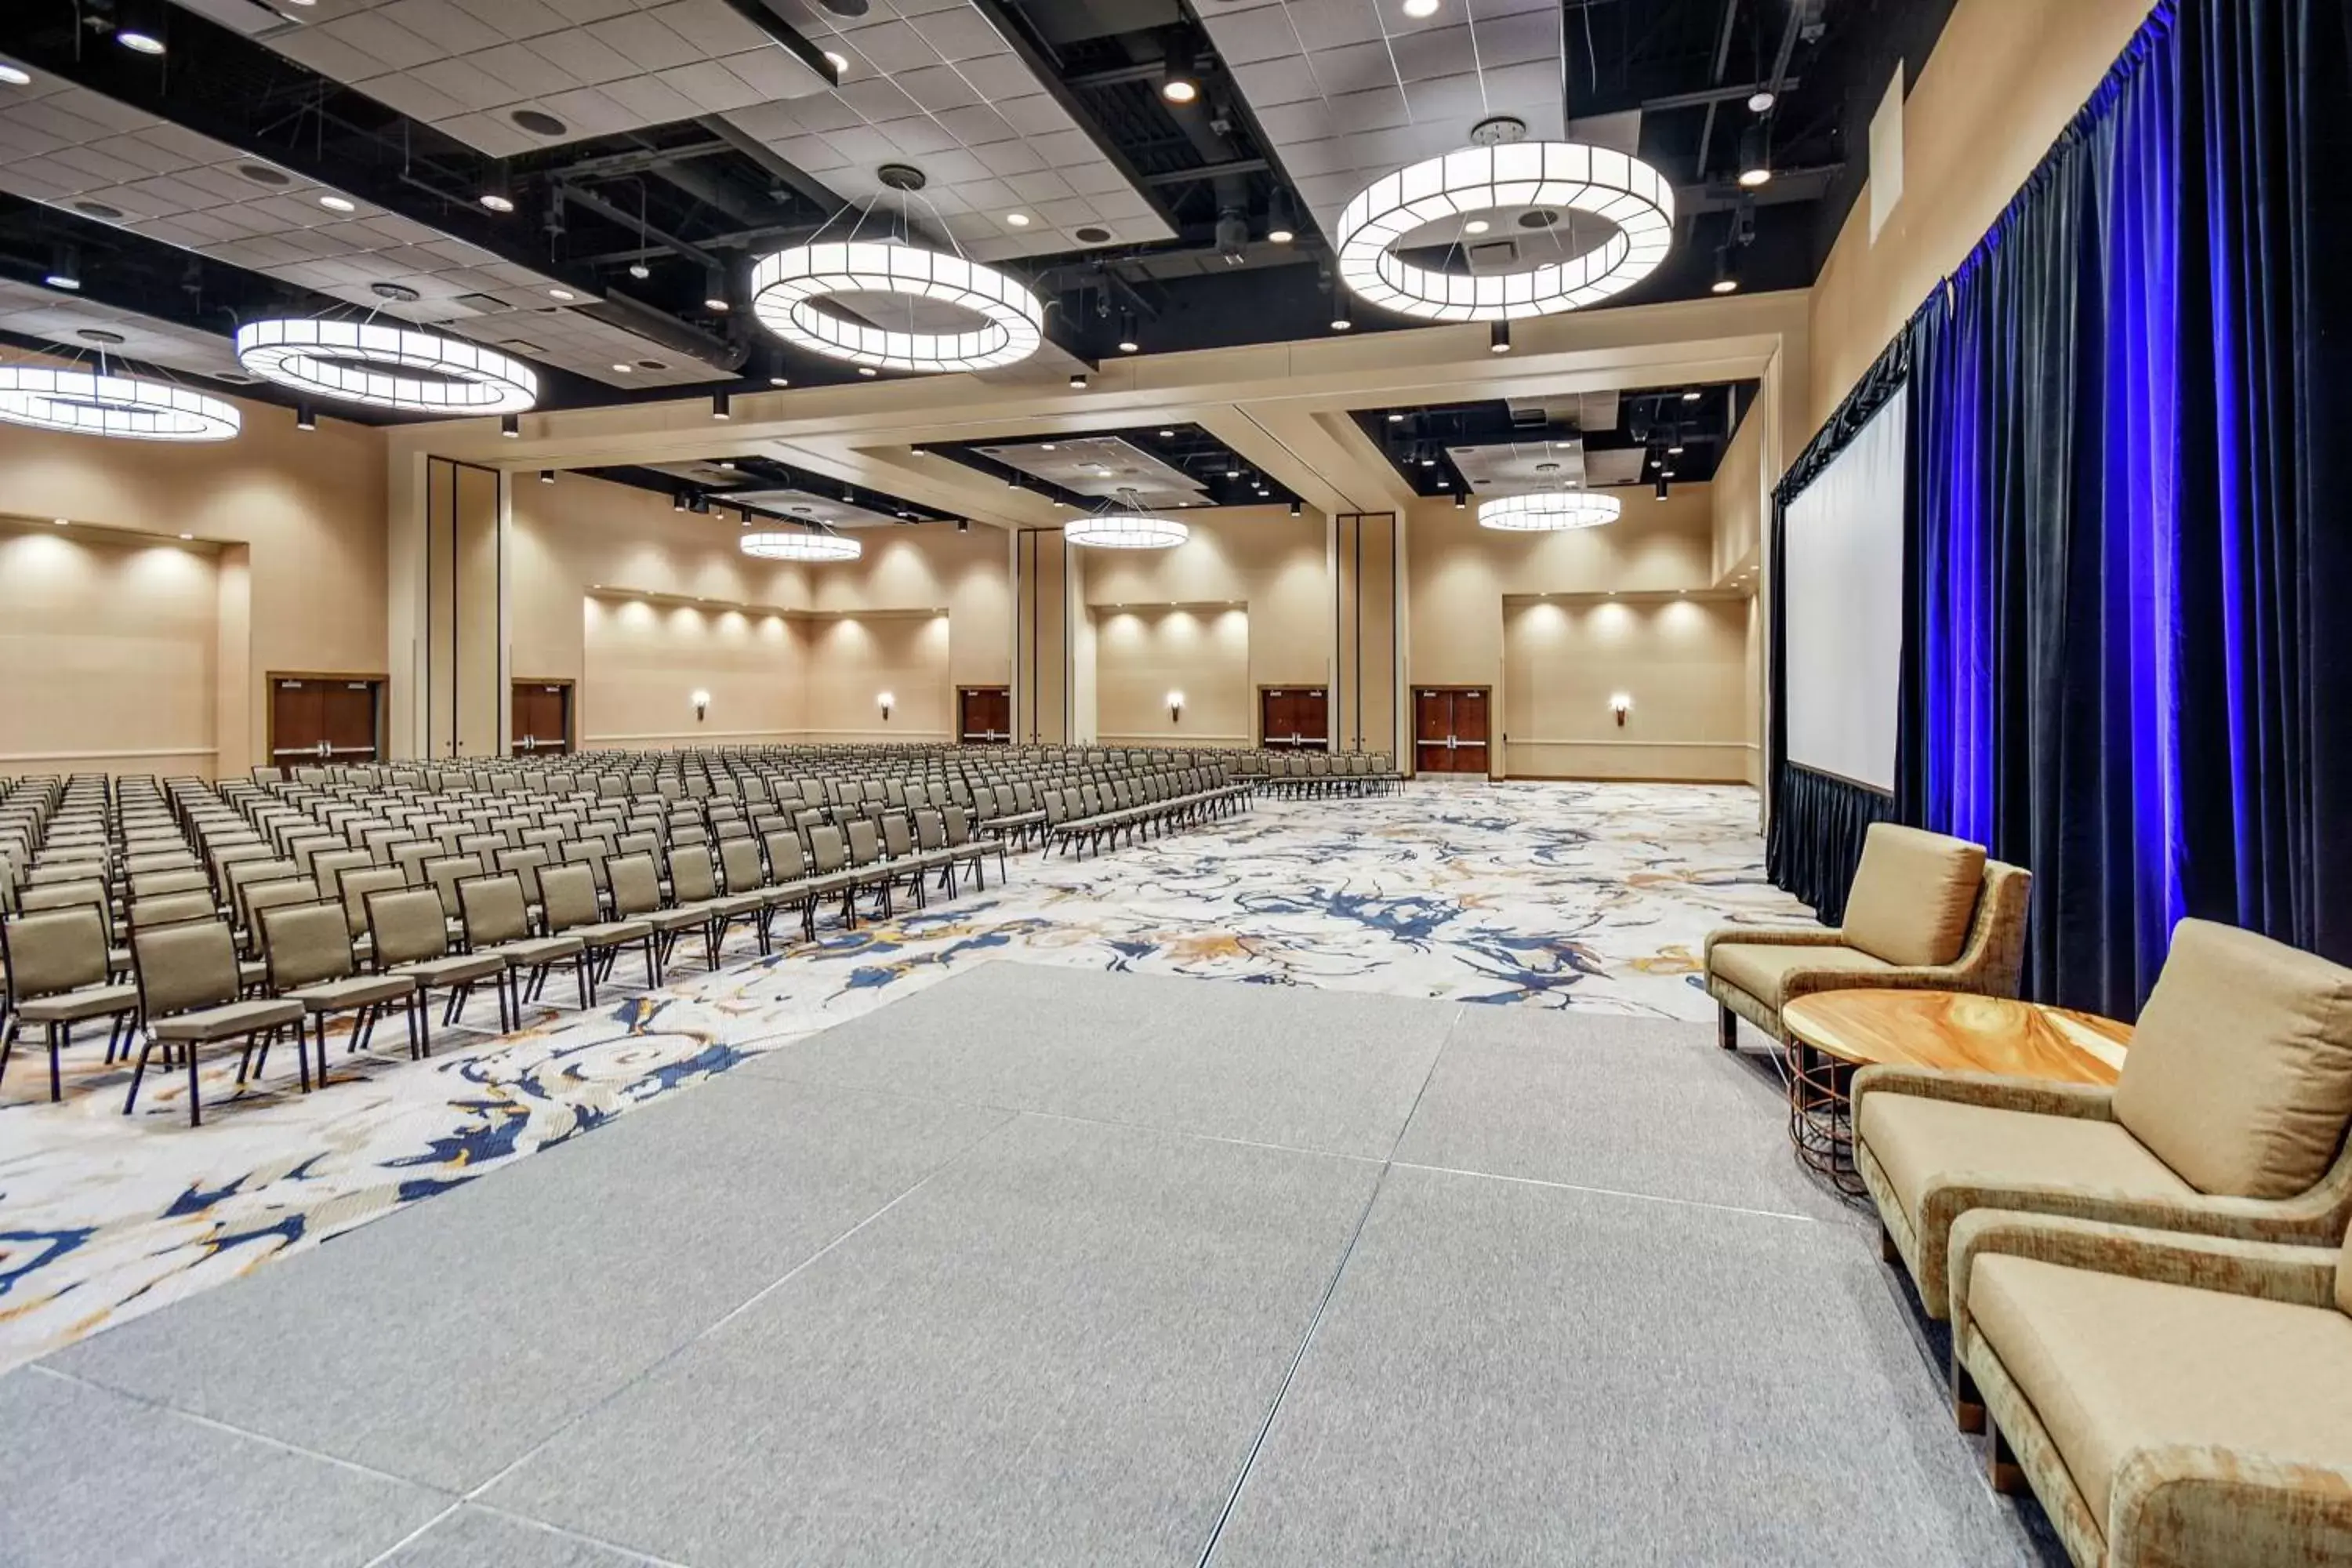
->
[2,963,2055,1567]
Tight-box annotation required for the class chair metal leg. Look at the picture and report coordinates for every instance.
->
[185,1036,202,1127]
[48,1020,67,1102]
[312,1014,332,1088]
[122,1036,154,1114]
[0,1014,16,1096]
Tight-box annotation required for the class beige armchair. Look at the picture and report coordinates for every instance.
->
[1705,822,2032,1050]
[1949,1209,2352,1568]
[1855,918,2352,1321]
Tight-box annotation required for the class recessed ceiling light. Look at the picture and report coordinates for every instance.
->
[480,193,514,213]
[611,362,632,372]
[178,532,193,539]
[824,49,850,73]
[1158,428,1174,437]
[1402,0,1438,14]
[858,365,877,377]
[0,65,30,86]
[547,286,576,302]
[1682,390,1701,402]
[1387,412,1405,422]
[52,517,66,526]
[317,194,355,213]
[1005,212,1032,227]
[1463,218,1489,235]
[116,31,166,55]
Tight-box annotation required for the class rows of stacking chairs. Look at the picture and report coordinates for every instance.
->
[1040,768,1252,858]
[1240,750,1401,797]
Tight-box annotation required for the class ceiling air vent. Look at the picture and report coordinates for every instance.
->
[452,292,510,315]
[1465,240,1520,272]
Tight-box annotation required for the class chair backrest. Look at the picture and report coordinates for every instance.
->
[669,844,719,902]
[495,844,554,903]
[764,831,809,880]
[18,878,107,925]
[1839,823,1991,968]
[458,873,533,947]
[1,908,110,1002]
[130,867,210,900]
[130,890,217,931]
[608,853,662,917]
[717,837,766,893]
[844,818,881,866]
[339,866,408,939]
[425,855,485,919]
[808,824,848,876]
[132,917,241,1018]
[365,887,451,967]
[240,877,321,946]
[537,862,603,934]
[260,899,358,990]
[880,812,915,858]
[943,805,975,846]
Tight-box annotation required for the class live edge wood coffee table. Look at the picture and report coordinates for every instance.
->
[1778,989,2132,1194]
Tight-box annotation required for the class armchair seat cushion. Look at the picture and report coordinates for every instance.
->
[1860,1093,2194,1230]
[1709,941,1890,1008]
[1969,1252,2352,1525]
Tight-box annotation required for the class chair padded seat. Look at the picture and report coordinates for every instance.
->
[485,935,585,965]
[151,997,305,1042]
[1970,1254,2352,1524]
[16,983,140,1022]
[644,905,717,933]
[760,880,817,906]
[1709,940,1891,1007]
[568,918,653,946]
[288,975,416,1011]
[709,892,765,918]
[392,953,507,987]
[1859,1093,2194,1228]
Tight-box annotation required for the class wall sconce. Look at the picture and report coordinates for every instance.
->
[878,691,895,722]
[1610,693,1632,728]
[691,688,711,723]
[1167,690,1185,723]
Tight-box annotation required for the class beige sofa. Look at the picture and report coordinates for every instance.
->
[1951,1209,2352,1567]
[1856,918,2352,1323]
[1705,822,2032,1050]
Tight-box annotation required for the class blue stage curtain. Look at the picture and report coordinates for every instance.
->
[1895,0,2352,1016]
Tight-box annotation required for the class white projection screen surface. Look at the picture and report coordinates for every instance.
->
[1782,384,1907,793]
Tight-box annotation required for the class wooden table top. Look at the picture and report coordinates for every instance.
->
[1780,989,2130,1084]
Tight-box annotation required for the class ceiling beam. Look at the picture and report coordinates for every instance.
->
[1139,159,1269,187]
[556,183,724,270]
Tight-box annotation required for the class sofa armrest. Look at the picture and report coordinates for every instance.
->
[1950,1211,2341,1353]
[2111,1446,2352,1568]
[1851,1065,2118,1123]
[1703,925,1845,967]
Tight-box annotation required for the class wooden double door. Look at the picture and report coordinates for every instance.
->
[1259,688,1329,753]
[1414,687,1490,775]
[511,681,572,756]
[959,686,1011,744]
[270,676,382,767]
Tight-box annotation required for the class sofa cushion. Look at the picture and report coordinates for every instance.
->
[1710,942,1891,1010]
[1857,1093,2192,1229]
[1841,824,1987,968]
[1969,1253,2352,1525]
[2114,920,2352,1200]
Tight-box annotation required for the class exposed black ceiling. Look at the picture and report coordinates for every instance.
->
[0,0,1954,412]
[926,419,1303,509]
[1353,378,1760,495]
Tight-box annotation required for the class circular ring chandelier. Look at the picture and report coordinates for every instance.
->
[1065,488,1189,550]
[740,528,862,562]
[750,240,1043,374]
[234,318,538,413]
[0,365,241,441]
[1336,139,1675,321]
[1477,489,1622,532]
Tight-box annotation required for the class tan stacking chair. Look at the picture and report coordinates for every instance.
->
[457,873,586,1029]
[0,909,140,1102]
[536,863,655,1004]
[1704,822,2032,1049]
[364,887,506,1038]
[1856,920,2352,1328]
[259,901,422,1083]
[127,919,307,1125]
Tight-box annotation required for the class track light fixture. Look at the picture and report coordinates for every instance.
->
[1711,245,1741,295]
[703,266,731,312]
[1737,122,1773,189]
[711,390,731,419]
[42,246,79,292]
[1489,320,1512,354]
[539,469,555,484]
[1454,491,1466,510]
[1069,372,1089,389]
[1161,71,1198,104]
[1116,313,1139,353]
[1290,500,1302,517]
[499,413,520,438]
[295,401,317,432]
[1266,189,1297,245]
[1654,475,1671,500]
[956,518,968,533]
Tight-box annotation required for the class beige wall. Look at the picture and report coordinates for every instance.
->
[1806,0,2154,434]
[1502,594,1751,782]
[1078,505,1330,744]
[804,612,953,741]
[0,401,386,776]
[0,522,220,776]
[801,523,1011,695]
[1711,406,1764,580]
[1092,605,1253,747]
[582,596,802,746]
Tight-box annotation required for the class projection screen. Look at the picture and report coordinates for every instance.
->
[1781,384,1907,793]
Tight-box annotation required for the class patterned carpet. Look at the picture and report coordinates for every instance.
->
[0,780,1813,1371]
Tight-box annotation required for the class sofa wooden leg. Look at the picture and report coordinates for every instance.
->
[1988,1421,2026,1494]
[1716,1005,1737,1051]
[1951,1357,1986,1435]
